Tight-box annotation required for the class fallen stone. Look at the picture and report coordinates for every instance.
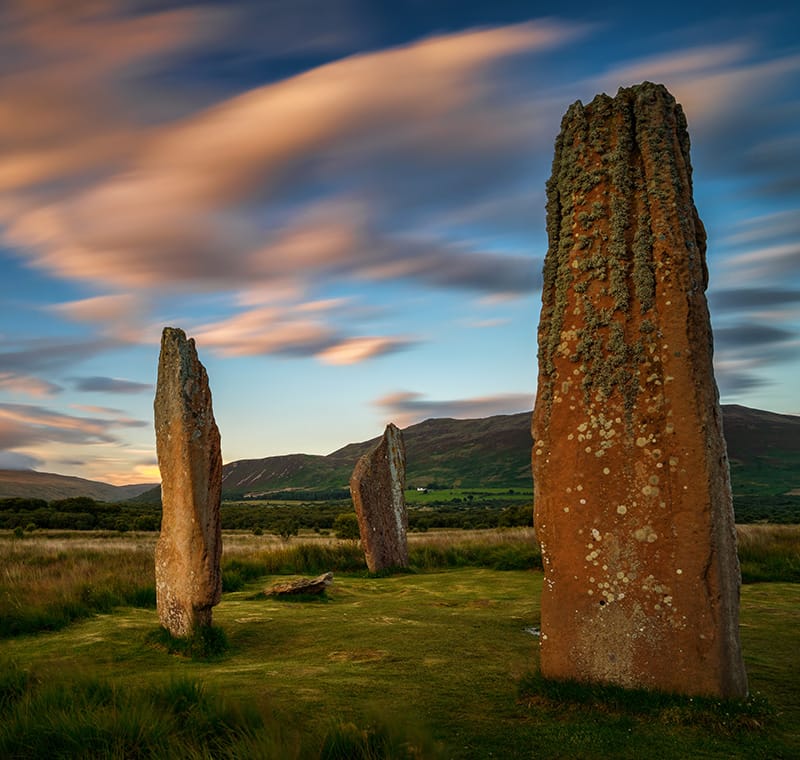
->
[264,572,334,596]
[532,82,747,698]
[154,327,222,638]
[350,423,409,573]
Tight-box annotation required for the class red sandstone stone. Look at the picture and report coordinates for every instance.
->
[154,327,222,638]
[532,82,747,697]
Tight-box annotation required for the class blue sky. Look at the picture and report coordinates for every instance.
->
[0,0,798,484]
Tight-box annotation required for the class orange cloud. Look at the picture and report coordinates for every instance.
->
[317,336,414,365]
[3,20,575,293]
[0,372,61,397]
[191,301,416,363]
[595,43,800,134]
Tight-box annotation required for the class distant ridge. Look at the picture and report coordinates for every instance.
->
[0,470,156,502]
[2,405,798,503]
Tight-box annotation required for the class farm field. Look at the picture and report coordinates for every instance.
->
[1,528,799,758]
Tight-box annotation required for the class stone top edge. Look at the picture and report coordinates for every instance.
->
[564,81,678,118]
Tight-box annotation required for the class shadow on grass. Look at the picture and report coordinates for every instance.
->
[246,591,331,603]
[517,671,774,735]
[145,624,229,660]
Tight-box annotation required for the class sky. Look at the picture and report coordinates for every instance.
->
[0,0,798,485]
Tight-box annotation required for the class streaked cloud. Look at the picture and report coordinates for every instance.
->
[714,323,795,349]
[192,302,418,363]
[721,243,800,285]
[0,403,119,448]
[710,288,800,311]
[723,209,800,247]
[70,376,153,395]
[317,336,415,365]
[0,338,120,374]
[0,372,61,397]
[375,390,532,427]
[0,450,42,470]
[2,20,569,300]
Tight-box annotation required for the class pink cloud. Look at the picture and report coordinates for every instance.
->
[374,390,533,427]
[3,20,575,294]
[0,372,61,397]
[191,301,417,363]
[317,336,415,365]
[594,43,800,135]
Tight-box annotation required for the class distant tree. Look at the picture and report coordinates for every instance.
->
[333,513,360,541]
[275,518,299,542]
[133,515,159,531]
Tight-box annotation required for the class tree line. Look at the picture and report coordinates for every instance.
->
[1,492,796,535]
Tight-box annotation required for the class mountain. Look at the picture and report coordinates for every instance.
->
[0,470,156,502]
[208,404,800,501]
[217,412,533,499]
[4,404,798,503]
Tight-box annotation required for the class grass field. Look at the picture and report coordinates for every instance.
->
[1,528,798,758]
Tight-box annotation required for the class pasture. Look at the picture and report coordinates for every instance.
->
[1,527,798,758]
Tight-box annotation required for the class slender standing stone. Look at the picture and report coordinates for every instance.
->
[532,83,747,697]
[154,327,222,637]
[350,423,409,572]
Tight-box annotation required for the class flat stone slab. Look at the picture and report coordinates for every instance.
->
[264,572,334,596]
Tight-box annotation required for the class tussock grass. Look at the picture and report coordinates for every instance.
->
[0,538,155,638]
[1,566,798,758]
[0,667,296,758]
[2,525,796,640]
[737,524,800,583]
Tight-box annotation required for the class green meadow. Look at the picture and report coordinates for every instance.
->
[1,527,798,758]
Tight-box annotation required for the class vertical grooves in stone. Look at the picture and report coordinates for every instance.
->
[533,82,747,698]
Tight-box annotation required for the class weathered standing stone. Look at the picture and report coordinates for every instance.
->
[154,327,222,638]
[350,423,409,572]
[532,83,747,697]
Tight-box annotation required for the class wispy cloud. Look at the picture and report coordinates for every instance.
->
[710,288,800,311]
[317,337,414,365]
[0,372,61,397]
[70,377,153,395]
[2,19,571,302]
[0,450,42,470]
[0,338,120,374]
[0,403,120,448]
[722,243,800,284]
[374,390,532,427]
[192,301,418,363]
[0,400,150,476]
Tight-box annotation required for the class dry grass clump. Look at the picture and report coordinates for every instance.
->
[737,524,800,583]
[0,535,155,637]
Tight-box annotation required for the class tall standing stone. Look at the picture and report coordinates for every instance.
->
[154,327,222,638]
[532,83,747,697]
[350,423,409,572]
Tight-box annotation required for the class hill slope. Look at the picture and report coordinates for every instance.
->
[4,405,798,503]
[0,470,156,502]
[216,404,800,500]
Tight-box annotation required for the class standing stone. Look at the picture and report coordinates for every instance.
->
[154,327,222,638]
[350,423,409,572]
[532,83,747,697]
